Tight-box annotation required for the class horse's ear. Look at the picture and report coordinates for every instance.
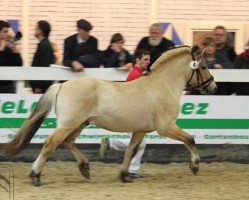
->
[192,45,200,53]
[200,46,206,56]
[190,46,200,69]
[191,46,200,60]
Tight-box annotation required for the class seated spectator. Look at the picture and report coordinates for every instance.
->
[213,25,236,95]
[51,42,61,64]
[63,19,100,72]
[0,20,22,93]
[101,33,133,71]
[214,25,236,69]
[135,23,175,70]
[29,20,55,94]
[202,37,222,69]
[233,41,249,95]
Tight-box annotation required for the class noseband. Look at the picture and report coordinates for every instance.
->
[186,67,214,92]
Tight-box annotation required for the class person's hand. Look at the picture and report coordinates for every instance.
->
[213,64,222,69]
[72,61,84,72]
[118,63,133,72]
[7,42,19,53]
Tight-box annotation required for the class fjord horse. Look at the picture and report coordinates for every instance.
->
[4,46,217,186]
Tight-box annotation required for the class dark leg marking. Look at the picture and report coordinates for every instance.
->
[119,171,133,183]
[186,137,195,147]
[79,162,90,179]
[29,170,41,187]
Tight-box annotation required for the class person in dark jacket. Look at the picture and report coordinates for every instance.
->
[0,20,22,93]
[29,20,55,93]
[63,19,99,72]
[233,41,249,95]
[102,33,133,71]
[213,25,237,95]
[135,23,174,70]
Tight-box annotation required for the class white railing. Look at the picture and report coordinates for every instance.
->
[0,65,249,93]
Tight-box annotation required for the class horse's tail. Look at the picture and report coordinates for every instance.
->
[3,83,62,157]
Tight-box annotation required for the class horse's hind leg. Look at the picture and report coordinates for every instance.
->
[158,124,200,175]
[120,132,145,182]
[62,124,90,179]
[30,127,75,186]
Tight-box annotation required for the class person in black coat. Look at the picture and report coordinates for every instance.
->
[63,19,99,72]
[233,42,249,95]
[29,20,55,93]
[101,33,133,71]
[0,20,22,93]
[213,25,237,95]
[135,23,175,70]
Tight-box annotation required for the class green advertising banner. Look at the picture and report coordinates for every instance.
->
[0,95,249,144]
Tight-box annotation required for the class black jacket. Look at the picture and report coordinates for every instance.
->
[135,37,175,66]
[63,34,98,67]
[101,46,133,68]
[29,38,55,92]
[0,47,22,93]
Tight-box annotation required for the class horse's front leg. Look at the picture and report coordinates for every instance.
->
[157,123,200,175]
[120,132,145,182]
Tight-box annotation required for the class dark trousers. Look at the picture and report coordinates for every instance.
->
[0,81,15,93]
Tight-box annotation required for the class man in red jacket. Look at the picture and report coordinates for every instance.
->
[99,49,150,179]
[126,49,150,81]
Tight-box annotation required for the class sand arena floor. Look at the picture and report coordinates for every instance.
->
[1,161,249,200]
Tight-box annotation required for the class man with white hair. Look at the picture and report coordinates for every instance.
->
[135,23,174,69]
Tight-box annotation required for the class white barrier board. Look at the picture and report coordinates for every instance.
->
[0,95,249,144]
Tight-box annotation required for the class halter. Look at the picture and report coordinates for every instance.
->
[186,48,214,92]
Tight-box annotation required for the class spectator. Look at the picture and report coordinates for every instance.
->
[51,42,61,64]
[63,19,99,72]
[202,37,222,69]
[233,41,249,95]
[135,23,174,70]
[99,49,150,179]
[101,33,133,71]
[213,25,236,95]
[29,20,55,94]
[0,20,22,93]
[214,25,236,69]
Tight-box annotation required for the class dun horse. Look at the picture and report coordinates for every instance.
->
[4,46,217,186]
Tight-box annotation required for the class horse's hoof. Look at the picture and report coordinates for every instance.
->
[29,170,42,187]
[79,162,90,179]
[119,171,133,183]
[190,159,200,175]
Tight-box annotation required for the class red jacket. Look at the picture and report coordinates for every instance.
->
[126,66,142,82]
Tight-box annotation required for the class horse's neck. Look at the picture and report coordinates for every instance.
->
[150,59,189,98]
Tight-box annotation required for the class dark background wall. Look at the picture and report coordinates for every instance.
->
[1,144,249,163]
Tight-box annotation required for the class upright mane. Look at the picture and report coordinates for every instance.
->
[150,46,191,72]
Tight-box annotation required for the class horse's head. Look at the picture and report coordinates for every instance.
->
[186,46,217,95]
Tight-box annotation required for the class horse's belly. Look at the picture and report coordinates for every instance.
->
[88,116,153,133]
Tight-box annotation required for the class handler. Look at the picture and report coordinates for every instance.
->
[99,49,150,179]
